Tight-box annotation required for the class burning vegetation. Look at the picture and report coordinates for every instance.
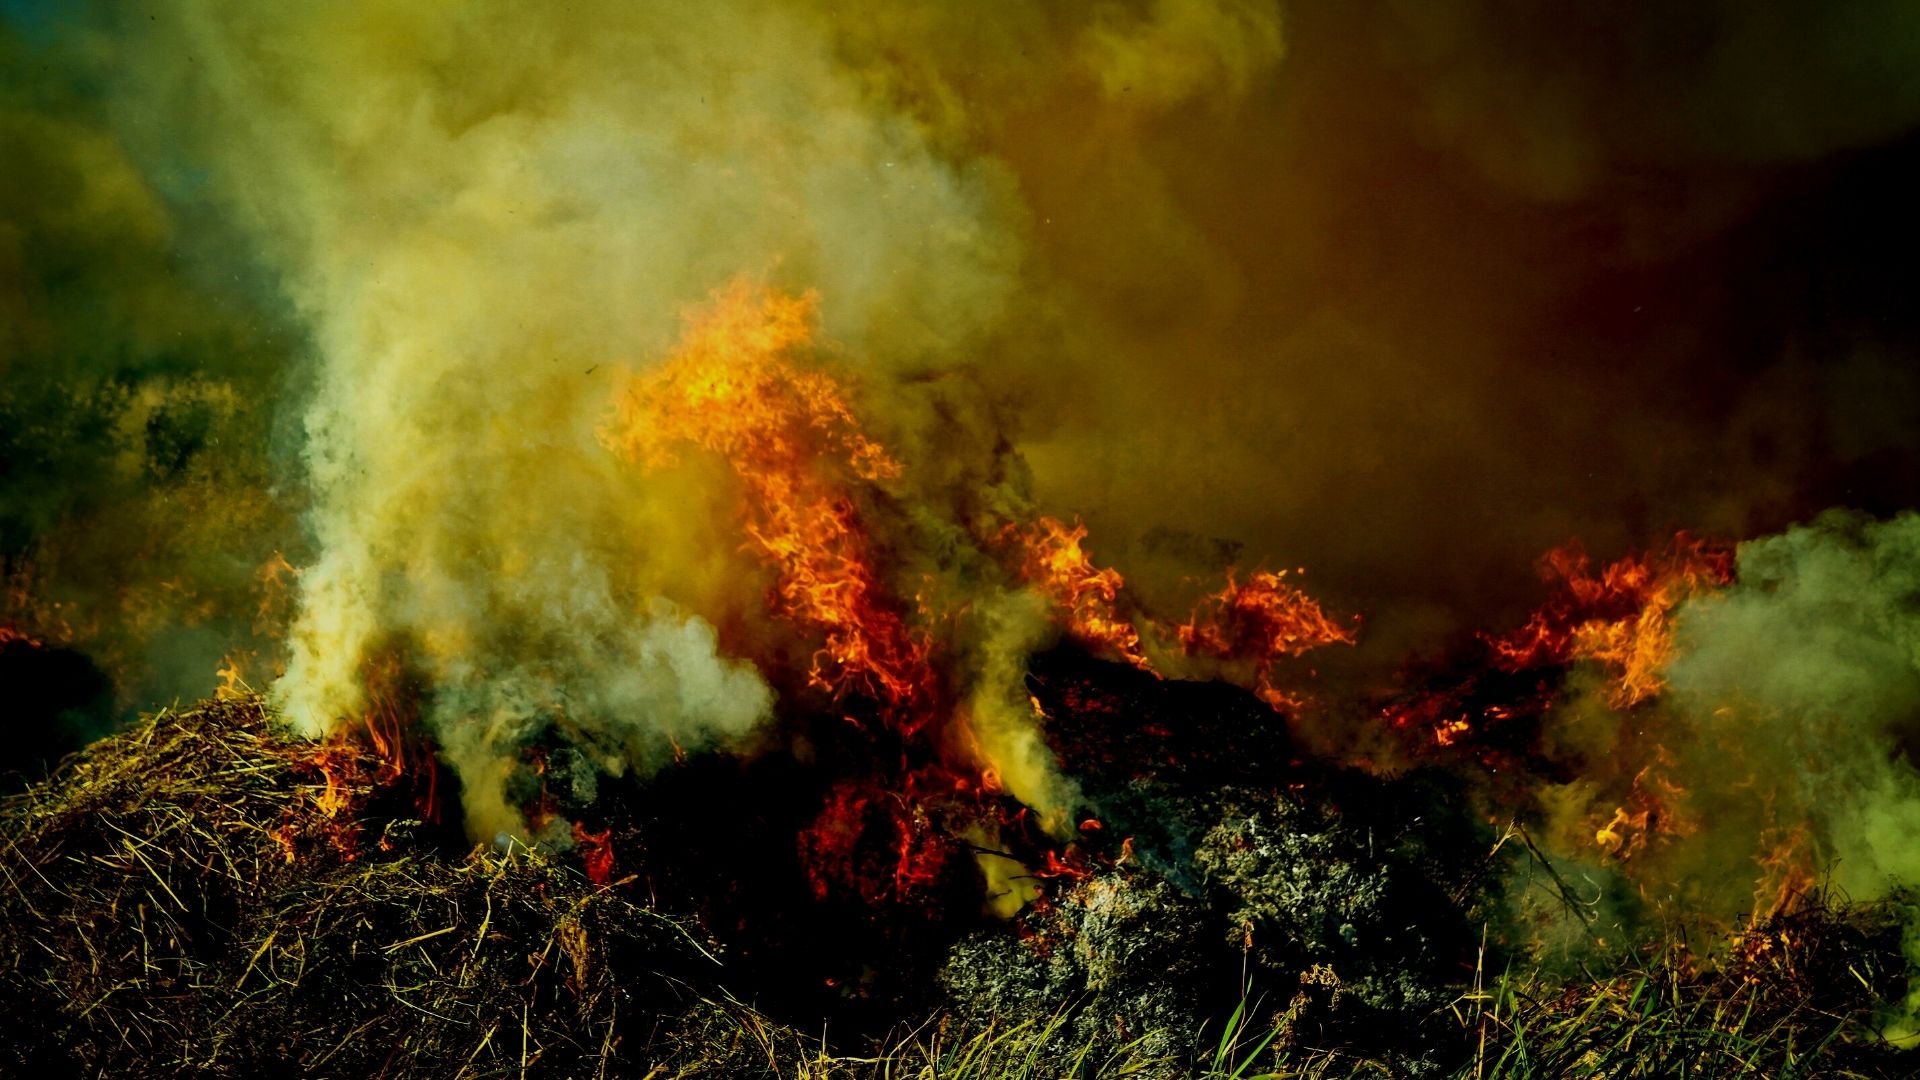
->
[10,2,1920,1076]
[6,287,1919,1075]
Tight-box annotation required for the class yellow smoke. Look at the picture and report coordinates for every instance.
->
[108,0,1031,838]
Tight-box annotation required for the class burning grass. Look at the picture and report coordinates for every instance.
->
[0,697,764,1077]
[1444,899,1912,1079]
[0,692,1913,1077]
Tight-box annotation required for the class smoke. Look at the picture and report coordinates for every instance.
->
[957,586,1080,824]
[1077,0,1285,108]
[1377,0,1920,198]
[1507,511,1920,1030]
[0,16,299,764]
[775,0,1920,678]
[10,0,1920,868]
[1664,511,1920,904]
[79,0,1042,836]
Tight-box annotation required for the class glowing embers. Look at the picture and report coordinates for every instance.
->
[801,773,965,905]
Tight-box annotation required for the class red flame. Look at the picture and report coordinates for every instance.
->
[800,775,967,904]
[573,822,616,886]
[604,280,1353,906]
[1490,535,1733,707]
[1178,568,1356,709]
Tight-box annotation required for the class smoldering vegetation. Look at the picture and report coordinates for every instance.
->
[3,665,1913,1076]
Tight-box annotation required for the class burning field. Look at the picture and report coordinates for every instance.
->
[8,2,1920,1076]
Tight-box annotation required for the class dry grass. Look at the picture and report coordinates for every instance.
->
[0,697,728,1077]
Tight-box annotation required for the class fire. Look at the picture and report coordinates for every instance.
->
[607,282,988,903]
[254,552,297,631]
[1490,536,1733,707]
[800,776,965,904]
[215,654,250,700]
[603,281,938,732]
[1009,516,1151,670]
[303,744,360,820]
[1007,523,1355,708]
[1432,716,1473,747]
[1753,825,1816,922]
[1588,747,1694,860]
[1177,568,1356,709]
[572,822,616,887]
[603,279,1353,907]
[304,657,438,836]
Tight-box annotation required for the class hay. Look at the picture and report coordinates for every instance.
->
[0,697,739,1077]
[2,693,1913,1078]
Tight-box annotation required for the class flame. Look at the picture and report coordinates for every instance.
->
[1036,847,1093,880]
[800,775,967,904]
[304,746,359,820]
[1009,516,1150,669]
[1431,716,1473,747]
[1178,569,1356,709]
[572,822,616,887]
[311,656,438,834]
[2,562,81,648]
[604,280,1353,907]
[1588,744,1697,863]
[1007,521,1354,708]
[603,281,938,732]
[1491,536,1732,706]
[253,551,298,638]
[1753,825,1816,923]
[215,654,250,700]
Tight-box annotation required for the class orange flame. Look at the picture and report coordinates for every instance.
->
[1491,535,1732,707]
[1592,745,1694,860]
[1009,516,1150,669]
[1006,522,1353,708]
[215,654,250,700]
[1178,569,1356,709]
[296,655,438,839]
[1752,824,1816,922]
[605,280,1353,905]
[603,281,937,732]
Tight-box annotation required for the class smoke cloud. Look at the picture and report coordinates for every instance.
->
[90,0,1039,835]
[8,1,1920,858]
[1,17,300,771]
